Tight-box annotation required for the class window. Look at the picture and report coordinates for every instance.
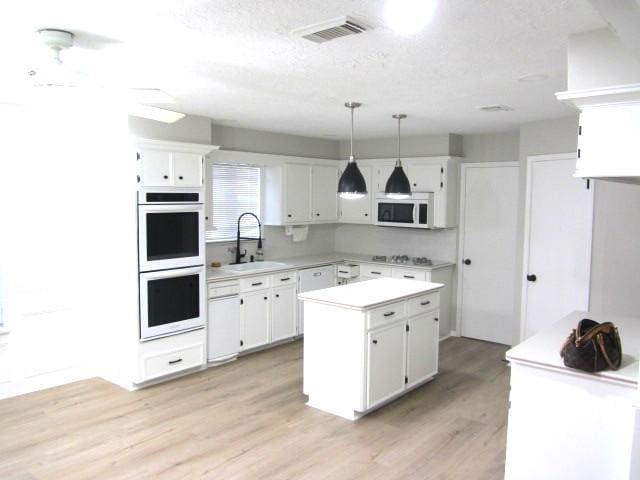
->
[207,164,261,242]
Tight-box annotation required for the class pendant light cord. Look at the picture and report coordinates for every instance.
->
[350,105,355,162]
[397,115,401,166]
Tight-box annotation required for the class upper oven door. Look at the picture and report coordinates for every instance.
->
[376,200,416,227]
[138,203,205,272]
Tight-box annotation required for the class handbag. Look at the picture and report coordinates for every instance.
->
[560,318,622,372]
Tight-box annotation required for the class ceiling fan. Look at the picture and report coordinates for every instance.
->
[17,28,186,123]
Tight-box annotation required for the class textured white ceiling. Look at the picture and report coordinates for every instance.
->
[0,0,605,139]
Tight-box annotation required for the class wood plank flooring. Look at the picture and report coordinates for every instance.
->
[0,337,509,480]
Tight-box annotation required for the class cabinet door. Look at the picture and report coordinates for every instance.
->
[208,296,241,361]
[139,149,172,186]
[367,322,406,408]
[339,165,372,223]
[284,164,313,223]
[241,291,270,350]
[374,164,395,192]
[406,313,439,387]
[271,285,297,342]
[172,152,203,187]
[312,165,338,221]
[407,163,442,192]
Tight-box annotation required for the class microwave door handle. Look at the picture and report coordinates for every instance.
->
[413,204,417,224]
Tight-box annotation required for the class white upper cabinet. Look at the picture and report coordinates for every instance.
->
[135,139,216,188]
[373,164,395,192]
[285,164,313,223]
[312,165,338,221]
[556,84,640,184]
[264,162,338,225]
[339,165,372,224]
[407,163,442,192]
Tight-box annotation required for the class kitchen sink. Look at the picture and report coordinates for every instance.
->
[221,261,288,272]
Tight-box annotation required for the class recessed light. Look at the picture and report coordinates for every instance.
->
[384,0,437,35]
[517,73,549,83]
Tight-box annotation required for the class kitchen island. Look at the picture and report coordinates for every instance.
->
[299,277,443,420]
[504,310,640,480]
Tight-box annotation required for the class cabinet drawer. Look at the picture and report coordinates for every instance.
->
[407,292,440,317]
[270,271,297,286]
[240,276,271,292]
[360,264,392,278]
[208,281,240,299]
[391,268,429,281]
[141,342,204,382]
[368,301,406,330]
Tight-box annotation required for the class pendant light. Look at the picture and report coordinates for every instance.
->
[338,102,367,199]
[385,113,412,199]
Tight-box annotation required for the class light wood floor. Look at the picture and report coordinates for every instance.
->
[0,337,509,480]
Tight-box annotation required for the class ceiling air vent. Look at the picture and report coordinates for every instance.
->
[293,16,369,43]
[477,104,514,112]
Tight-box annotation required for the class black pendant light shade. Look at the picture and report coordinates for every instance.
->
[338,102,367,199]
[385,164,411,198]
[385,113,411,198]
[338,161,367,199]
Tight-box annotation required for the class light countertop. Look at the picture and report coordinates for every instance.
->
[506,311,639,387]
[207,252,454,282]
[297,278,444,311]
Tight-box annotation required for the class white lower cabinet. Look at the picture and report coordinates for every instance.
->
[241,290,271,350]
[207,295,241,362]
[271,285,297,342]
[406,313,439,387]
[137,329,206,383]
[367,322,406,408]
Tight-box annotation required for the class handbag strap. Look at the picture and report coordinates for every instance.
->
[576,322,615,346]
[596,332,622,369]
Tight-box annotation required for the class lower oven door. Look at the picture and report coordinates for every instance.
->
[140,266,206,341]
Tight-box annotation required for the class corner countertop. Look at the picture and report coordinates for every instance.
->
[298,278,444,311]
[506,311,639,387]
[207,252,454,282]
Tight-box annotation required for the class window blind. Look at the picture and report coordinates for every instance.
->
[207,164,261,242]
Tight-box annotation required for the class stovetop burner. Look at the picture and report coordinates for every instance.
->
[370,255,433,266]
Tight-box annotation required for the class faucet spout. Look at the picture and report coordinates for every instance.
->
[235,212,262,264]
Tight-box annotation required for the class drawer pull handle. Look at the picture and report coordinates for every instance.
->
[338,270,348,274]
[313,272,322,277]
[383,311,395,317]
[280,277,290,281]
[403,275,415,279]
[168,358,183,365]
[420,300,431,306]
[372,339,378,344]
[371,271,381,275]
[251,282,263,286]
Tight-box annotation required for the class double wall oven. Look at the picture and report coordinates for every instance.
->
[138,188,206,341]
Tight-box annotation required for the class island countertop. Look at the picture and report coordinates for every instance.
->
[506,310,639,387]
[298,277,444,311]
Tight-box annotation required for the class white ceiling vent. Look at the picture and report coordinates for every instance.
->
[477,104,514,112]
[292,16,369,43]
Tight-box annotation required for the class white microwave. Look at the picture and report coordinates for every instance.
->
[375,192,434,229]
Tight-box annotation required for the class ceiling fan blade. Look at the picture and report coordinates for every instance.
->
[129,103,185,123]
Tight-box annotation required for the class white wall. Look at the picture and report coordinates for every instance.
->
[129,114,212,144]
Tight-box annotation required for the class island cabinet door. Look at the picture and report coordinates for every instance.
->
[367,322,406,408]
[406,312,439,388]
[240,291,270,350]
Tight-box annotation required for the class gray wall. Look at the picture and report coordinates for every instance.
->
[338,133,462,159]
[568,28,640,90]
[128,115,212,144]
[463,131,519,164]
[212,124,340,159]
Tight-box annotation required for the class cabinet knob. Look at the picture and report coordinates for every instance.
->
[364,213,368,216]
[276,294,280,298]
[179,176,184,180]
[240,340,244,347]
[372,339,378,344]
[413,183,417,187]
[527,274,537,282]
[264,296,268,300]
[316,213,320,217]
[287,214,292,218]
[463,259,471,265]
[434,317,439,322]
[136,152,141,160]
[136,175,140,183]
[163,175,168,179]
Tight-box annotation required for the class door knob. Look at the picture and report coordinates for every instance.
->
[463,259,471,265]
[527,274,537,282]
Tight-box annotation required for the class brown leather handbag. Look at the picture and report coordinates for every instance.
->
[560,319,622,372]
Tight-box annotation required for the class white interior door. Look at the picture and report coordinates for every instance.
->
[521,153,594,340]
[458,163,519,345]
